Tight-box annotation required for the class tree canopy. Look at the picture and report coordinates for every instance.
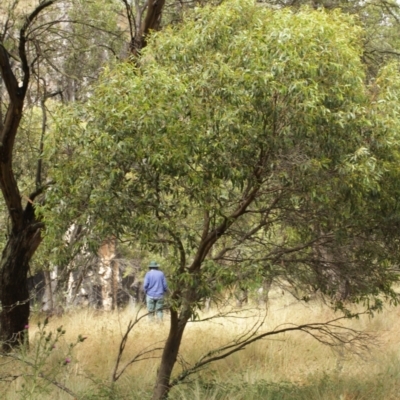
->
[46,0,400,302]
[44,2,400,397]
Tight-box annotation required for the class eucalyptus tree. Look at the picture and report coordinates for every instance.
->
[120,0,222,55]
[267,0,400,74]
[0,0,58,350]
[0,0,218,346]
[45,1,400,398]
[0,0,127,349]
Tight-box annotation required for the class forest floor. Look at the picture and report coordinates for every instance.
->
[1,290,400,399]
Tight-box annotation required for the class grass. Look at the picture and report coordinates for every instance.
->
[1,292,400,399]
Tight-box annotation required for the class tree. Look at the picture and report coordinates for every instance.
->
[2,0,399,350]
[267,0,400,75]
[0,0,58,350]
[0,0,212,342]
[121,0,221,55]
[45,1,400,398]
[0,0,128,349]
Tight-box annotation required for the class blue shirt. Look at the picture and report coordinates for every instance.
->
[144,269,168,298]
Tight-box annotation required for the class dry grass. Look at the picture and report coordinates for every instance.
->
[2,292,400,399]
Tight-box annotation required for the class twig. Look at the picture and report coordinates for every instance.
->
[111,307,168,382]
[0,353,79,398]
[170,314,373,387]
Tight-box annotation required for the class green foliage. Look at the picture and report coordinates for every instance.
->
[44,0,400,311]
[265,0,400,75]
[0,318,85,399]
[0,0,129,269]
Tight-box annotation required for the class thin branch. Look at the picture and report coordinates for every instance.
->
[188,307,260,323]
[0,354,79,398]
[0,0,19,43]
[111,307,168,382]
[121,0,135,43]
[19,1,56,93]
[190,182,262,272]
[113,347,163,382]
[170,314,372,387]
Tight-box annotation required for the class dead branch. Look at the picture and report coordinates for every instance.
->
[188,307,261,323]
[170,314,373,387]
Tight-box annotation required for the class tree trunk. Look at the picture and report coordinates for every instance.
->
[42,267,57,313]
[152,308,190,400]
[259,277,273,309]
[111,259,119,310]
[0,227,41,350]
[98,238,116,311]
[235,287,248,308]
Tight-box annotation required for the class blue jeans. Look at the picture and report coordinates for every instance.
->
[146,295,164,321]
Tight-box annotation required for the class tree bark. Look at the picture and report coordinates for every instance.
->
[0,226,41,350]
[125,0,166,56]
[111,259,119,310]
[152,307,191,400]
[42,267,57,313]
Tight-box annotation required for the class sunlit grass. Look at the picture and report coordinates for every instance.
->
[2,292,400,399]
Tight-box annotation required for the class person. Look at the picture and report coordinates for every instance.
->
[143,261,168,321]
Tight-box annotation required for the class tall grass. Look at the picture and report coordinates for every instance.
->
[1,293,400,399]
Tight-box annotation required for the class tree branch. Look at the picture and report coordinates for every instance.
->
[0,44,19,102]
[112,307,166,382]
[19,1,56,93]
[170,314,372,387]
